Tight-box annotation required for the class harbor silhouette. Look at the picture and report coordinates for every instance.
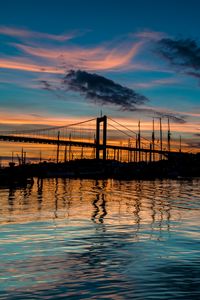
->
[0,115,199,184]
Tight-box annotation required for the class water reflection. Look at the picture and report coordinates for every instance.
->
[0,178,199,228]
[92,180,107,224]
[0,179,200,299]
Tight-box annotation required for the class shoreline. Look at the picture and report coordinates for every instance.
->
[0,155,199,184]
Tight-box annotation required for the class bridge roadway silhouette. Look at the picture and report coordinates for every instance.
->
[0,134,171,156]
[0,115,182,159]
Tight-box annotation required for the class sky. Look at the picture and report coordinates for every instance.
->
[0,0,200,153]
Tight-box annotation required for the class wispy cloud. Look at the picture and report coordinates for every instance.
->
[134,30,168,41]
[0,58,63,74]
[12,40,144,72]
[133,77,180,89]
[0,28,172,75]
[0,110,96,127]
[186,140,200,149]
[0,26,82,41]
[130,105,186,124]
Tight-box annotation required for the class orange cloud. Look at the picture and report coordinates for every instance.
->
[0,26,80,41]
[0,40,144,74]
[0,28,174,75]
[0,110,198,135]
[13,41,143,72]
[0,110,95,127]
[0,58,63,74]
[1,28,166,74]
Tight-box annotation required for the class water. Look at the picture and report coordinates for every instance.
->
[0,178,200,299]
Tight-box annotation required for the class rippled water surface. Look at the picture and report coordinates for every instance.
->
[0,178,200,299]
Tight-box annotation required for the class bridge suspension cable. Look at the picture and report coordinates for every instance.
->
[108,116,160,149]
[0,118,96,135]
[108,117,150,148]
[108,123,135,139]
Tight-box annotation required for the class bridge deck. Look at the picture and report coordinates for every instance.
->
[0,135,175,155]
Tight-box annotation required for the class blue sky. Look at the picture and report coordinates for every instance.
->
[0,0,200,150]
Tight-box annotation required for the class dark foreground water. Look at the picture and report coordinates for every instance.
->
[0,178,200,299]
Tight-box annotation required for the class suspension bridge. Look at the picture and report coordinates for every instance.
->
[0,115,186,163]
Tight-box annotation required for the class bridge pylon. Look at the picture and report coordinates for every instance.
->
[96,115,107,160]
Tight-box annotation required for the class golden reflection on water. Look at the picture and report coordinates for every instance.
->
[0,178,200,228]
[0,179,200,299]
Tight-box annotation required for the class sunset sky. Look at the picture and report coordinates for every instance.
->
[0,0,200,153]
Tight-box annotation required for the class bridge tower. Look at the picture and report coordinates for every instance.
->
[96,115,107,160]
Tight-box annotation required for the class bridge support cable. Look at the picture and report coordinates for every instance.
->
[108,116,161,151]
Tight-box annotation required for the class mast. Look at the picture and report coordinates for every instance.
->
[167,118,171,152]
[152,118,155,161]
[56,131,60,163]
[138,120,141,162]
[64,146,67,162]
[159,118,163,160]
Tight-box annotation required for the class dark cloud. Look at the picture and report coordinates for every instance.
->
[186,71,200,80]
[63,70,148,111]
[135,107,186,124]
[185,134,200,149]
[155,112,186,123]
[40,80,66,99]
[40,70,186,123]
[187,141,200,149]
[40,80,54,92]
[156,38,200,80]
[29,113,43,118]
